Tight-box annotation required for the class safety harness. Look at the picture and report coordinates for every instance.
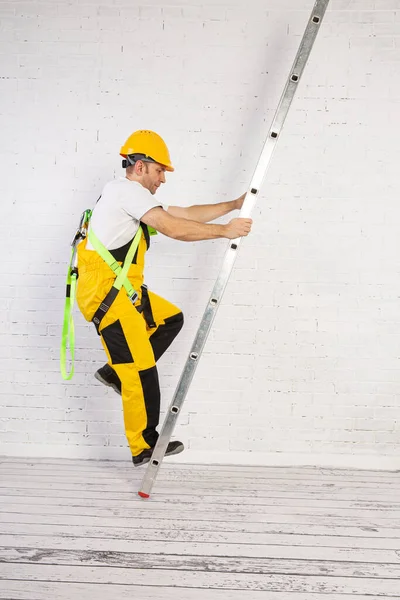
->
[60,209,154,380]
[89,225,143,334]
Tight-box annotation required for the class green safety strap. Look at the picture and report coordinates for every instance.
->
[60,216,144,381]
[88,225,142,296]
[60,248,78,380]
[88,225,143,336]
[60,209,93,380]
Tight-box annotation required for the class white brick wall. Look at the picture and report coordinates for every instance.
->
[1,0,399,469]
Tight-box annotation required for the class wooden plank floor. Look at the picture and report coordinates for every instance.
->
[0,458,399,600]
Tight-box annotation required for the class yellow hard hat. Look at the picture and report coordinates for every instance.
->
[120,130,174,172]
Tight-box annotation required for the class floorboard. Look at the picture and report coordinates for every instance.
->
[0,458,398,599]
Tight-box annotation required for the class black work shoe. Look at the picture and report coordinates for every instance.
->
[132,440,184,467]
[94,364,122,395]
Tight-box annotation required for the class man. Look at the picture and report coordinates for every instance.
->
[76,130,252,466]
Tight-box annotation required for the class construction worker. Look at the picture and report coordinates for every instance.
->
[76,130,252,467]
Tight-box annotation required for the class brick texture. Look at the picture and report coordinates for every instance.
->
[0,0,399,468]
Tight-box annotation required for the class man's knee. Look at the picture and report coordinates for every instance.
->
[150,311,184,361]
[161,311,184,342]
[168,311,184,332]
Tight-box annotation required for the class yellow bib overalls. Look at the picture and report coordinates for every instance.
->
[76,226,183,456]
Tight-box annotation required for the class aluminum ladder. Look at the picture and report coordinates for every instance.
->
[139,0,330,499]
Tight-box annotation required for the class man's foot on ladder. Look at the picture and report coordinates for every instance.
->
[94,364,121,395]
[132,441,184,467]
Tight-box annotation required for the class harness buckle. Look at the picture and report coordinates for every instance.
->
[71,210,92,247]
[71,230,84,247]
[129,291,138,305]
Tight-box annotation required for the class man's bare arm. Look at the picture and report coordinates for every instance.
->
[167,193,246,223]
[141,206,252,242]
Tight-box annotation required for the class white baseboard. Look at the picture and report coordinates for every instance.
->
[0,443,399,471]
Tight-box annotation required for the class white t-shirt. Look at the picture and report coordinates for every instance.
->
[86,178,165,250]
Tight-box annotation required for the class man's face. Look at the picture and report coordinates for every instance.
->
[140,161,166,195]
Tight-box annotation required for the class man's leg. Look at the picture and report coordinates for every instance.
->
[98,291,184,465]
[96,290,183,389]
[99,293,160,455]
